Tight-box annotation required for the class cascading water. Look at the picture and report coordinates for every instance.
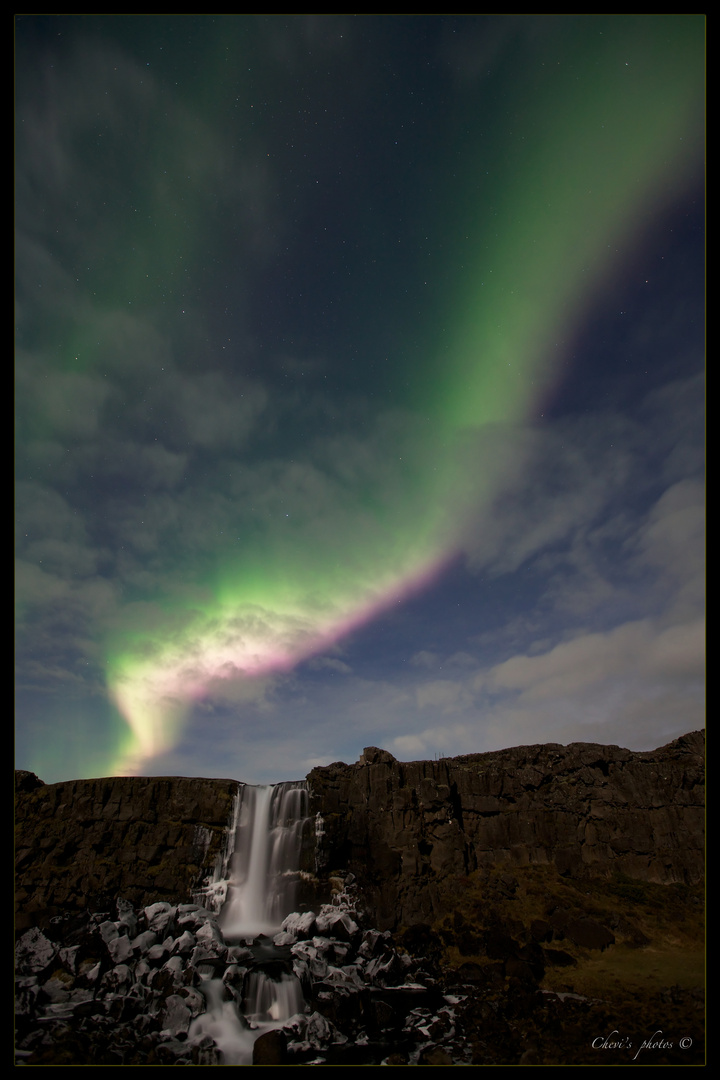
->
[190,781,311,1065]
[243,969,307,1024]
[220,782,309,940]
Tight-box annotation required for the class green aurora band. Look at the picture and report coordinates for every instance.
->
[40,18,702,776]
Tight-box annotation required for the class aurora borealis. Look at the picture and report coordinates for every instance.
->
[15,16,704,784]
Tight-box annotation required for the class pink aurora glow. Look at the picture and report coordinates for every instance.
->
[111,550,455,774]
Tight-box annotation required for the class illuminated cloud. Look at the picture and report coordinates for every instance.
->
[15,16,704,781]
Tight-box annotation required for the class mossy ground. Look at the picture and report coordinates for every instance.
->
[437,865,704,989]
[402,866,705,1065]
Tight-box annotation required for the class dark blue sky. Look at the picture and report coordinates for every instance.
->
[15,16,704,783]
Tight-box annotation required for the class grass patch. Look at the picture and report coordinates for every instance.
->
[430,865,704,1000]
[544,942,705,998]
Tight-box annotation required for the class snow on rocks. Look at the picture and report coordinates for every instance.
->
[15,927,57,975]
[14,883,458,1066]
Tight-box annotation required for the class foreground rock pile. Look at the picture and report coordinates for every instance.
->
[14,881,468,1065]
[16,899,226,1065]
[15,868,705,1066]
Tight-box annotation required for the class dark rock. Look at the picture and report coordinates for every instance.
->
[542,948,577,967]
[154,1038,193,1064]
[484,926,518,960]
[315,909,359,941]
[611,913,651,947]
[281,910,317,940]
[15,927,57,975]
[159,994,192,1036]
[371,996,402,1031]
[563,917,615,951]
[253,1028,288,1064]
[530,918,553,942]
[15,733,704,937]
[16,770,45,793]
[15,775,239,930]
[385,1050,411,1064]
[418,1045,454,1064]
[396,923,444,962]
[308,732,704,930]
[360,747,398,766]
[358,928,392,958]
[454,960,502,986]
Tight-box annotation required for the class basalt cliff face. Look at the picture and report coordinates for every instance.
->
[307,731,705,930]
[14,775,240,934]
[15,735,705,1067]
[15,732,704,935]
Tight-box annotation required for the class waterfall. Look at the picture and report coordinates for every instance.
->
[243,970,306,1023]
[190,780,311,1063]
[219,781,310,940]
[189,970,307,1065]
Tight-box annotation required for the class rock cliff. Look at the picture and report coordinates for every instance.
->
[15,775,239,933]
[307,731,705,930]
[14,733,705,1066]
[15,732,704,935]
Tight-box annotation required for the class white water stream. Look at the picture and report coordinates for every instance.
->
[190,782,310,1064]
[219,782,309,940]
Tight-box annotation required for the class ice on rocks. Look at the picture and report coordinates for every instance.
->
[272,930,298,946]
[108,934,134,965]
[131,929,158,953]
[15,928,57,975]
[144,903,176,934]
[281,910,317,939]
[172,929,196,955]
[100,963,133,994]
[160,994,193,1037]
[116,898,138,937]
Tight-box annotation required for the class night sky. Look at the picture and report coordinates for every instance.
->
[15,16,705,785]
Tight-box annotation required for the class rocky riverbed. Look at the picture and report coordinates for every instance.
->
[15,869,704,1066]
[15,880,455,1065]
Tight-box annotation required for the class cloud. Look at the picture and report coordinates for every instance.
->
[306,656,352,675]
[391,608,704,763]
[629,477,705,618]
[457,414,637,576]
[484,617,703,700]
[410,650,440,670]
[16,352,115,442]
[14,18,703,785]
[640,372,705,486]
[415,679,475,714]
